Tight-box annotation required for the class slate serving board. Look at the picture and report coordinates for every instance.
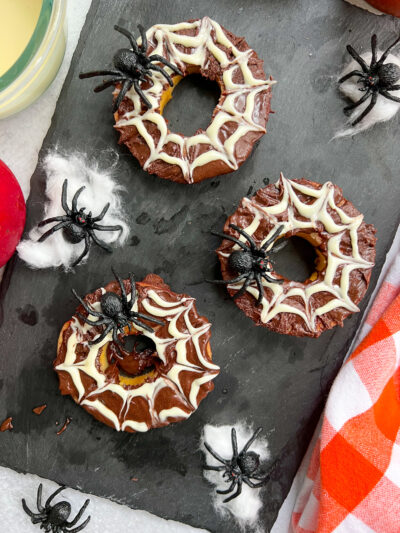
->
[1,1,399,531]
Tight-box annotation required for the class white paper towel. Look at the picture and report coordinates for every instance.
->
[1,466,208,533]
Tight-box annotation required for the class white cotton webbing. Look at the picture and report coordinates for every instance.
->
[17,150,129,271]
[200,423,270,533]
[336,51,400,138]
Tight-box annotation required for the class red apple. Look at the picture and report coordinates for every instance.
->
[0,160,26,267]
[366,0,400,16]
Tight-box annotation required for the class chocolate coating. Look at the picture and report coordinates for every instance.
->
[54,274,219,432]
[114,18,272,184]
[216,177,377,337]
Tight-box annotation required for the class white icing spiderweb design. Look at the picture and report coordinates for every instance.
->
[56,288,219,432]
[115,17,274,183]
[218,174,375,333]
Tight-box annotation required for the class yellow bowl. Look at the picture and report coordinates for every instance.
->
[0,0,67,119]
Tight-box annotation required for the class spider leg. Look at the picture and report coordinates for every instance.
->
[148,54,183,76]
[133,79,152,108]
[269,238,288,254]
[89,322,114,345]
[346,45,369,72]
[137,24,148,53]
[129,272,136,309]
[261,272,283,284]
[377,34,400,65]
[371,34,377,66]
[88,230,113,252]
[243,477,266,489]
[343,89,371,113]
[203,464,226,471]
[211,231,250,252]
[231,428,238,458]
[76,313,110,327]
[255,272,264,306]
[92,224,123,233]
[229,224,258,251]
[71,289,103,317]
[132,311,164,326]
[71,186,85,212]
[114,24,139,53]
[223,478,242,503]
[207,272,248,285]
[217,480,237,495]
[91,202,110,222]
[71,234,91,267]
[32,515,46,524]
[79,70,122,79]
[94,78,126,92]
[130,316,155,334]
[37,483,44,512]
[241,426,263,454]
[66,516,91,533]
[38,221,68,242]
[232,272,254,300]
[251,470,272,481]
[66,499,90,527]
[61,179,71,215]
[260,225,284,252]
[385,84,400,91]
[113,79,133,112]
[338,70,365,83]
[380,89,400,103]
[112,327,125,348]
[45,485,66,509]
[204,442,230,466]
[112,267,128,306]
[148,64,174,86]
[22,499,42,518]
[38,215,70,227]
[351,90,377,126]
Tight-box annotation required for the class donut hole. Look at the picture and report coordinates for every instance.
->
[162,73,221,136]
[272,236,319,282]
[105,334,161,381]
[123,334,157,355]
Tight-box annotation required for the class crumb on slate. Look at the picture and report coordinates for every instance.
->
[0,417,13,432]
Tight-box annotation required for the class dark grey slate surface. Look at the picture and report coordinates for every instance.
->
[1,1,399,531]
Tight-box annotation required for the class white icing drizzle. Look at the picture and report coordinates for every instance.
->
[218,174,374,333]
[56,284,219,432]
[115,17,274,183]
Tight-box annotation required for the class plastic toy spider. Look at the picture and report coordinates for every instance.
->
[72,268,164,350]
[204,427,268,503]
[79,24,183,111]
[37,179,122,267]
[339,33,400,126]
[210,224,285,306]
[22,483,90,533]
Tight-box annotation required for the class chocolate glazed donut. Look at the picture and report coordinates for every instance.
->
[215,175,377,337]
[114,17,274,184]
[54,274,219,432]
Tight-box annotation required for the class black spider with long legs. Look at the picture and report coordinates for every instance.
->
[37,179,123,267]
[204,427,269,503]
[339,33,400,126]
[22,483,90,532]
[72,268,164,353]
[210,224,285,306]
[79,24,183,111]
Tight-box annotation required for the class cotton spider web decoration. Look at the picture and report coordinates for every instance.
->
[337,33,400,137]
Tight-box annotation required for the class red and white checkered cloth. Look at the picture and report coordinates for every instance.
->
[288,228,400,533]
